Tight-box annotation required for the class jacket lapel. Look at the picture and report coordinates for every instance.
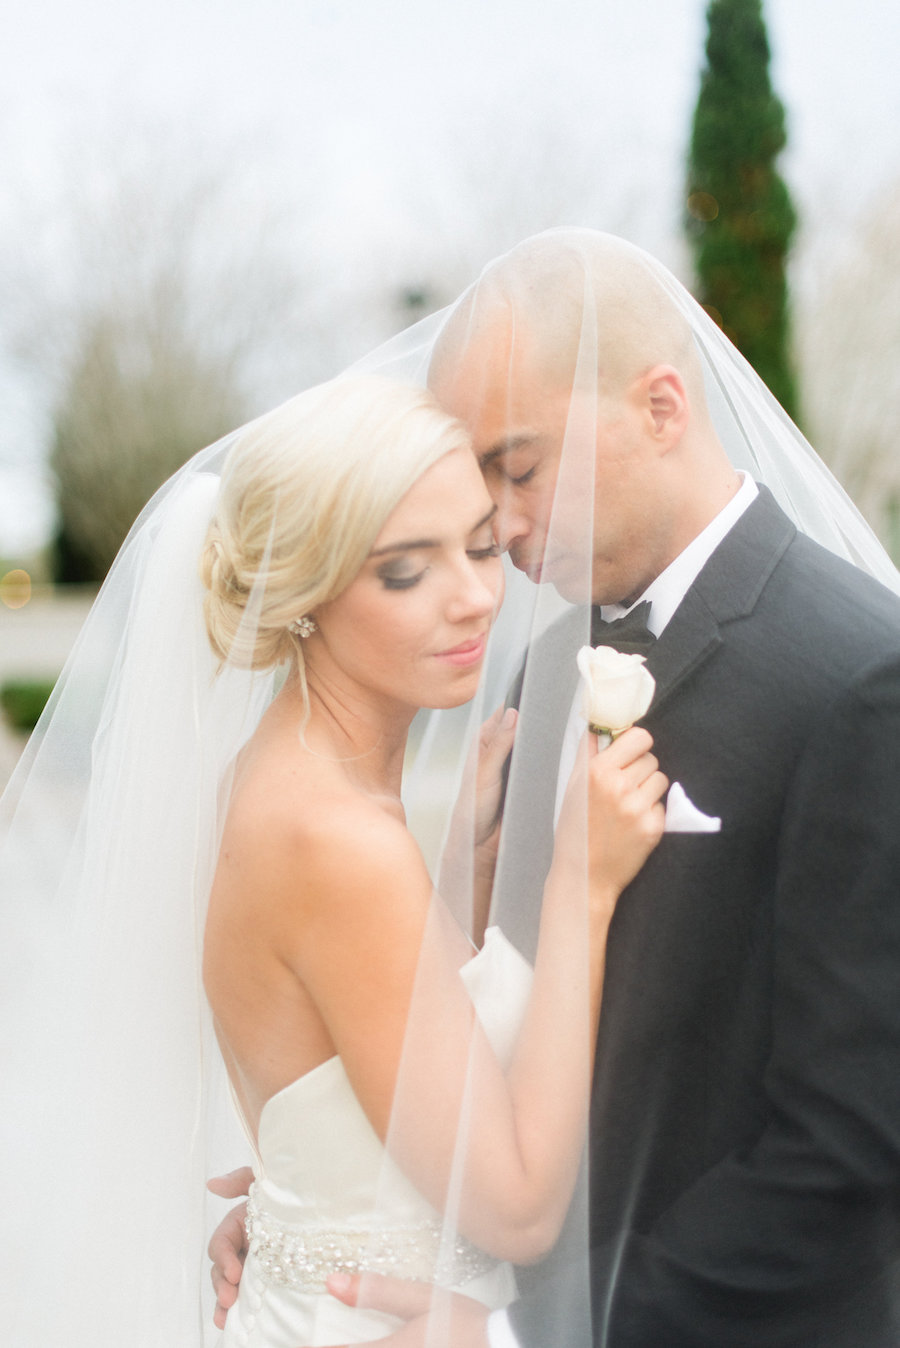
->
[645,486,795,713]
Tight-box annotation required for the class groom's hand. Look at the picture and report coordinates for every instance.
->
[302,1272,490,1348]
[206,1166,254,1329]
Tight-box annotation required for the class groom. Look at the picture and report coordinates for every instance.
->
[211,233,900,1346]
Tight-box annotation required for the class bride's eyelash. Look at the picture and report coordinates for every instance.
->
[509,467,536,486]
[380,570,426,590]
[377,538,497,588]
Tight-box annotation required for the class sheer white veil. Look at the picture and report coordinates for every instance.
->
[0,447,276,1341]
[1,228,897,1347]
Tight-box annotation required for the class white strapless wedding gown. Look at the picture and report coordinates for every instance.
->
[222,927,533,1347]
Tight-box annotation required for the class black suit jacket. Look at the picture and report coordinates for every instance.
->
[501,487,900,1346]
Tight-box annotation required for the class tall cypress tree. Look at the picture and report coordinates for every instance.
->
[686,0,798,415]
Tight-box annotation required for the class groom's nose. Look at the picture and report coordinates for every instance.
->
[492,494,534,556]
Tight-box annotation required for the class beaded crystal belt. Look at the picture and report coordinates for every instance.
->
[245,1188,498,1294]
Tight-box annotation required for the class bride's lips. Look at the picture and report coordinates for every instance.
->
[435,633,488,667]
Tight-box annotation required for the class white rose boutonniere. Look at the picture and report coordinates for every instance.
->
[576,645,656,745]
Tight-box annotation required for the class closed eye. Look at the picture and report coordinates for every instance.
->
[467,543,501,560]
[379,568,428,590]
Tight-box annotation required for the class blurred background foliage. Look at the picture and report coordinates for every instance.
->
[686,0,797,417]
[0,679,55,733]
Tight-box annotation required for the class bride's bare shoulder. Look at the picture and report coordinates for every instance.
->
[218,737,426,918]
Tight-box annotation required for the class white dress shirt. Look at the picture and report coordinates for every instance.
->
[553,473,757,824]
[488,472,757,1348]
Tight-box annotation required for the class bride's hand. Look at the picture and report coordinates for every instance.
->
[470,705,518,849]
[313,1272,489,1348]
[553,725,667,921]
[439,705,517,936]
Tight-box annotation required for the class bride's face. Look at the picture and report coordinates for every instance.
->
[310,447,504,712]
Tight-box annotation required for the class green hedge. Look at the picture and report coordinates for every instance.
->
[0,679,56,733]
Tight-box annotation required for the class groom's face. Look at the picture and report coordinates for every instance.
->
[432,320,666,606]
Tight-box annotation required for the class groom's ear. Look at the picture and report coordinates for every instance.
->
[632,365,689,451]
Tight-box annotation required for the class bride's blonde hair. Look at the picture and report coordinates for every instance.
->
[200,375,469,677]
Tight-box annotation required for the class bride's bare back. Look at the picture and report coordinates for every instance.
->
[204,684,471,1141]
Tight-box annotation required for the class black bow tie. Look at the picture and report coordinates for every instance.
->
[590,600,656,655]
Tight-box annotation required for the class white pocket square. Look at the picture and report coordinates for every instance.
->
[664,781,721,833]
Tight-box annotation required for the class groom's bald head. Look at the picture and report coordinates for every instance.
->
[428,231,737,605]
[431,229,708,406]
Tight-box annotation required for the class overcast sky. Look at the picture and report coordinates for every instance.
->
[2,0,899,555]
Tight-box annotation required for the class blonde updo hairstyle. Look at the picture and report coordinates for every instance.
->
[200,376,470,700]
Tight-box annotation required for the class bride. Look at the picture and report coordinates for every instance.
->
[0,372,665,1346]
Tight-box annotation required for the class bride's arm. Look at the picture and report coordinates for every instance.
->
[274,728,665,1265]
